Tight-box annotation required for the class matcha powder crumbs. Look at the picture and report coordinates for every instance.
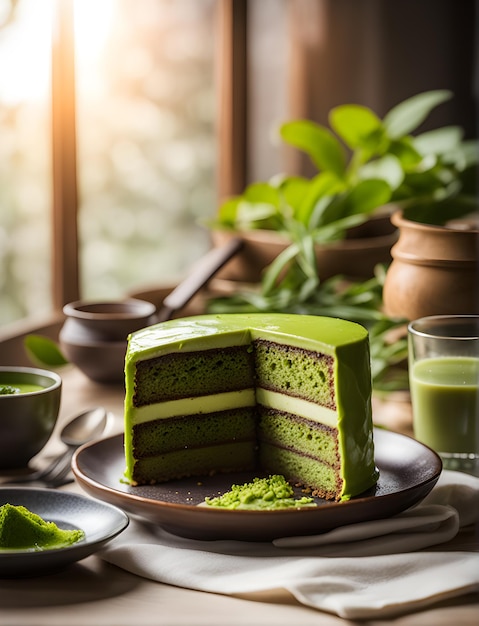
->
[0,504,85,551]
[0,385,20,395]
[204,475,316,510]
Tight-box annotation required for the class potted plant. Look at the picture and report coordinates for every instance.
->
[206,90,477,392]
[377,94,478,320]
[210,90,477,285]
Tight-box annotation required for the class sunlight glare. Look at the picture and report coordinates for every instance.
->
[0,0,53,105]
[74,0,115,66]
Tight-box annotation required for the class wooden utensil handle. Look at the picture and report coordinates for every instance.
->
[156,237,243,322]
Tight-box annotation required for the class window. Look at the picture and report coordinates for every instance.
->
[0,0,52,325]
[1,0,217,326]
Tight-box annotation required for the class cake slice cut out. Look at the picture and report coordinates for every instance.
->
[124,313,379,501]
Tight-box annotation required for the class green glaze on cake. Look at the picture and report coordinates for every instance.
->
[204,475,315,510]
[0,504,84,551]
[124,313,378,500]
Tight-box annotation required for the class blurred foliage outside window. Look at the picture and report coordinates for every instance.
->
[0,0,216,327]
[0,0,52,326]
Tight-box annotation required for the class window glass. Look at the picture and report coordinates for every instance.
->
[74,0,217,299]
[0,0,52,326]
[0,0,216,328]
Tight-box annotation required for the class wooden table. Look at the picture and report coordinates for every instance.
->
[1,321,478,626]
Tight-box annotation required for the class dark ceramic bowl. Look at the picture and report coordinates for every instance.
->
[59,338,129,385]
[59,299,157,384]
[0,367,62,469]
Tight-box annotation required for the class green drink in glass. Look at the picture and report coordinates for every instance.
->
[408,316,479,475]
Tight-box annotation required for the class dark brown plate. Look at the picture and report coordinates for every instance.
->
[0,488,128,577]
[72,429,442,542]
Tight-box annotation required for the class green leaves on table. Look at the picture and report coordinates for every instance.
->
[23,335,69,369]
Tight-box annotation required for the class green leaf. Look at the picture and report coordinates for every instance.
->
[311,215,367,242]
[358,155,404,190]
[346,179,392,215]
[236,201,279,228]
[308,195,340,230]
[24,335,69,368]
[291,228,318,279]
[243,182,280,205]
[295,172,345,226]
[261,243,300,295]
[328,179,392,219]
[398,160,446,196]
[442,139,479,170]
[460,140,479,163]
[216,197,241,227]
[280,120,347,177]
[389,137,423,169]
[279,176,311,214]
[329,104,383,150]
[229,183,283,229]
[413,126,463,156]
[383,90,453,139]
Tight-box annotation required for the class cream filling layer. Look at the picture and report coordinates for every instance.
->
[131,388,337,428]
[255,388,337,429]
[131,390,256,425]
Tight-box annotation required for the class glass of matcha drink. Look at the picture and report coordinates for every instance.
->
[408,315,479,476]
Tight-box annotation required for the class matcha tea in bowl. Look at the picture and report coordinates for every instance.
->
[408,315,479,475]
[0,366,62,469]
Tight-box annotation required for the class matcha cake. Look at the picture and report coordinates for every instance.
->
[124,313,378,501]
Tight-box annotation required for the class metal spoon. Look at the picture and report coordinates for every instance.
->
[1,406,112,485]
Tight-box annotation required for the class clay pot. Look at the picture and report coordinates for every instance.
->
[59,299,157,384]
[383,210,479,321]
[211,213,397,283]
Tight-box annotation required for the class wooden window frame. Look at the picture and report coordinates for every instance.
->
[51,0,79,310]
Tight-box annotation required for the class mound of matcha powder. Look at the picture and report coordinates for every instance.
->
[0,504,85,551]
[204,475,316,510]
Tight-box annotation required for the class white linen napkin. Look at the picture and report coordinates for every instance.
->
[100,470,479,619]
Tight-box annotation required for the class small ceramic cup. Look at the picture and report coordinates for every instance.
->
[59,298,157,384]
[0,366,62,469]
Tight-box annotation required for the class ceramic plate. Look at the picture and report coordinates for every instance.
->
[72,428,442,542]
[0,488,129,577]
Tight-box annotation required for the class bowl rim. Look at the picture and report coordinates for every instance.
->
[0,366,62,396]
[63,298,156,320]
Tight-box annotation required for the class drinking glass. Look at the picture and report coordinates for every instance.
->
[408,315,479,475]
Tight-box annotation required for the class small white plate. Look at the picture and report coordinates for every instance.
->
[0,488,129,577]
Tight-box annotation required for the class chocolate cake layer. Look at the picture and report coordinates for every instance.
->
[134,345,255,407]
[132,408,256,458]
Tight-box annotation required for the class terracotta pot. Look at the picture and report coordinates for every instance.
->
[211,213,397,283]
[383,211,479,320]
